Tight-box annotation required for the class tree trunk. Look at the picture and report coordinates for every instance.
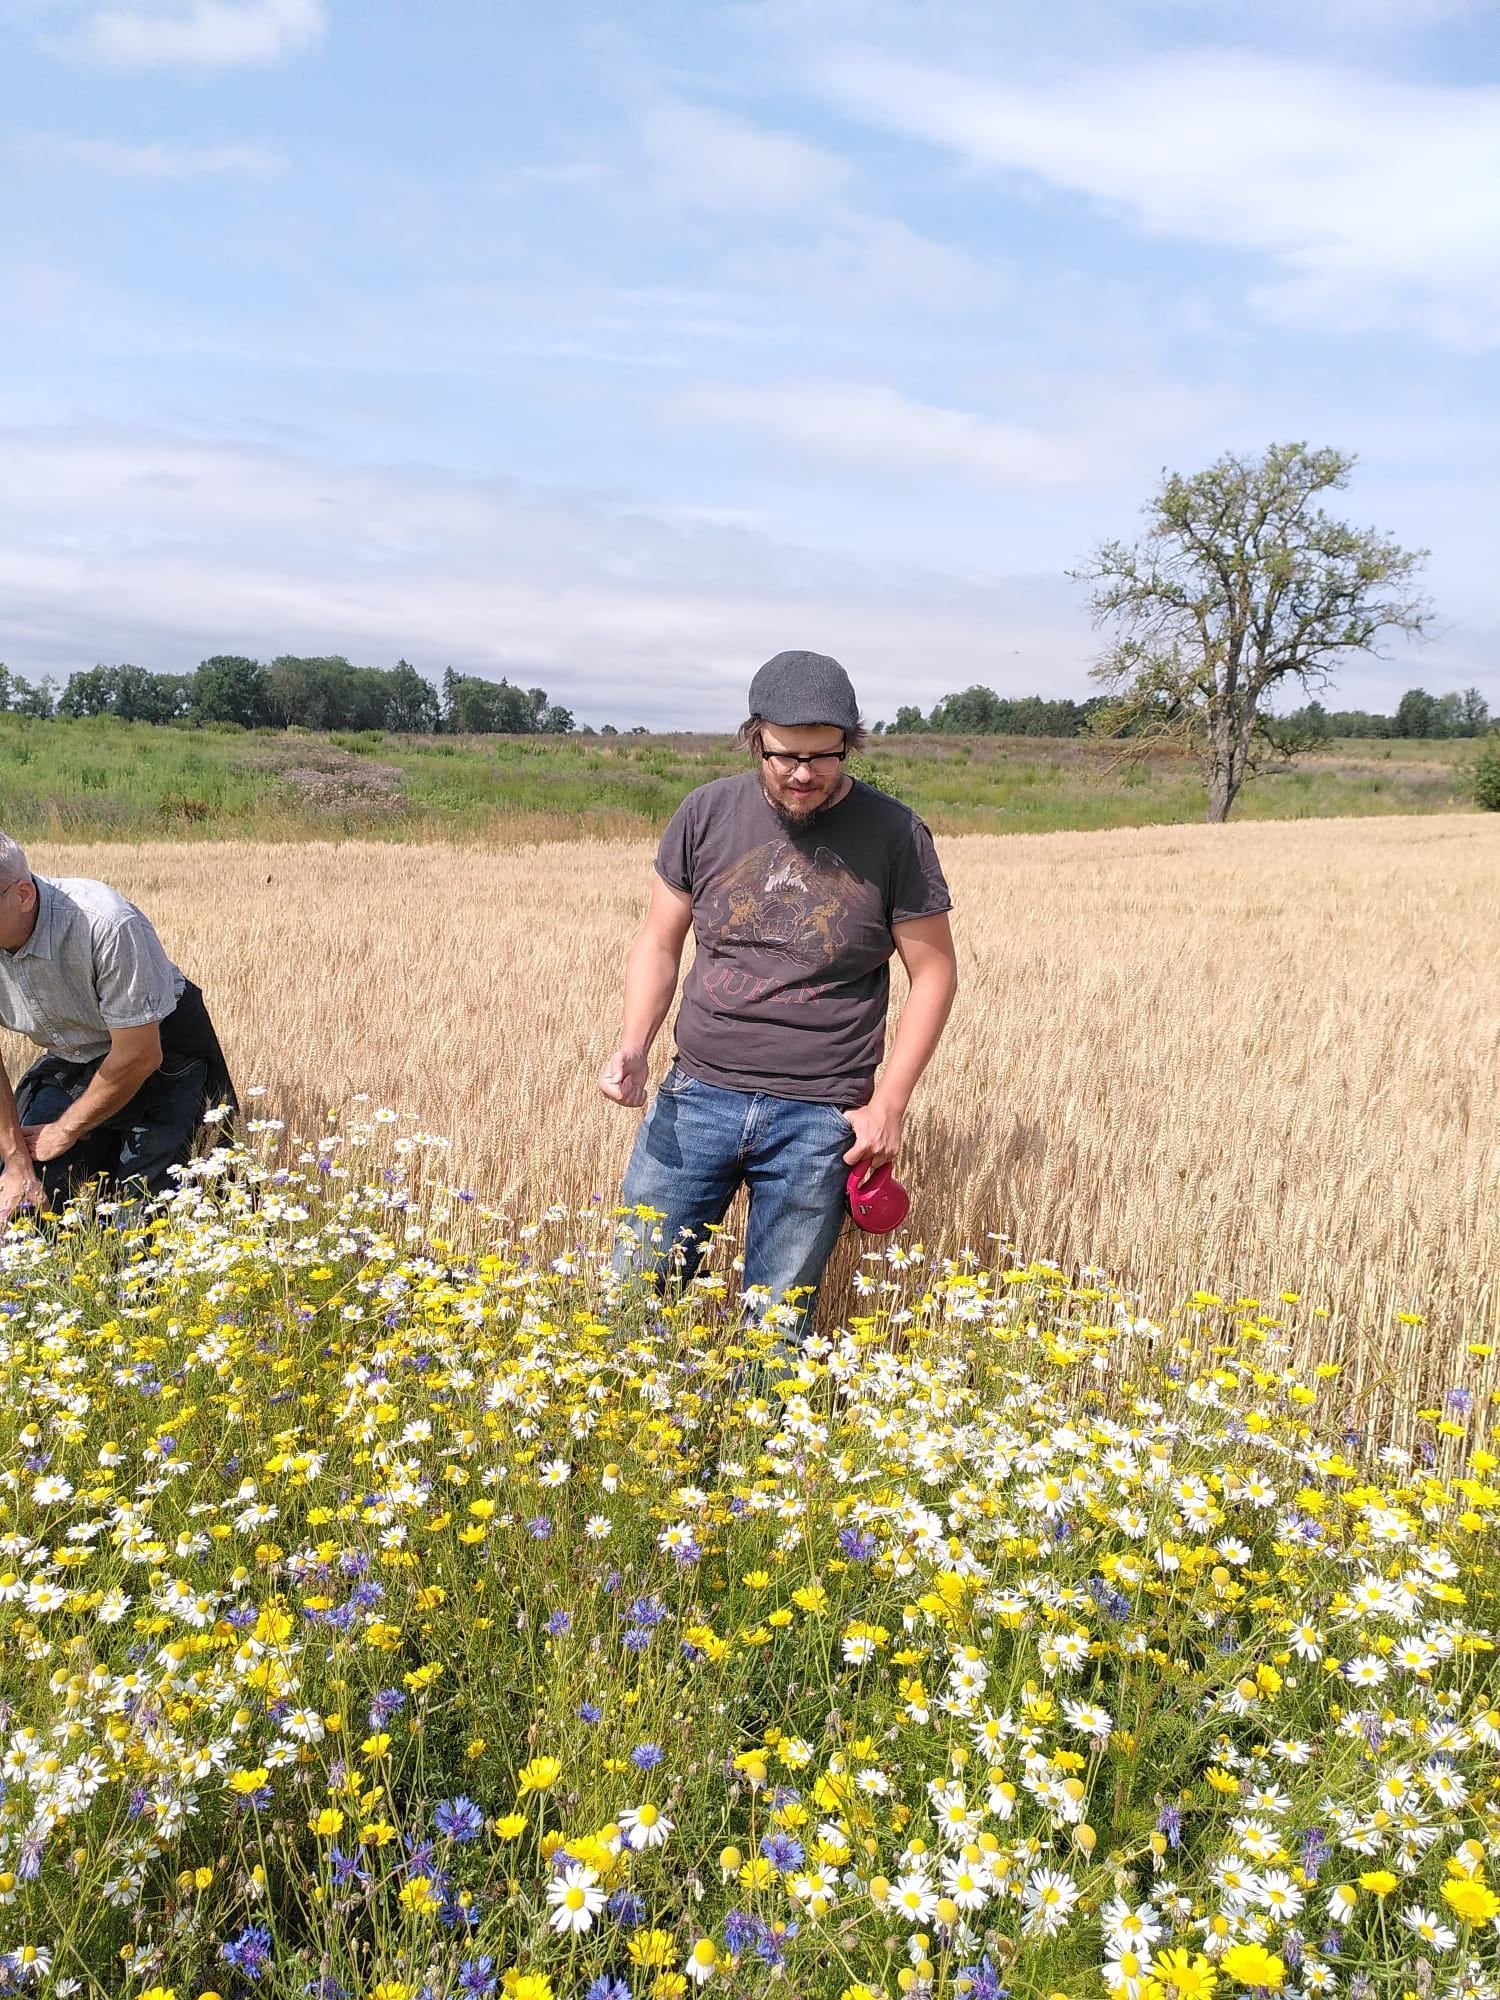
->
[1205,770,1235,823]
[1203,712,1246,822]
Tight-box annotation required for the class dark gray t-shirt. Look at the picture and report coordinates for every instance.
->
[655,771,951,1107]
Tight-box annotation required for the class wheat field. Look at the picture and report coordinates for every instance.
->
[7,816,1499,1410]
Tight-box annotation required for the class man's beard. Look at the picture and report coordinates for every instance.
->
[766,789,832,831]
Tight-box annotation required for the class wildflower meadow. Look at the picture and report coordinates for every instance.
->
[0,1110,1496,2000]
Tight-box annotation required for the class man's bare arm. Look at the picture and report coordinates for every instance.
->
[599,875,694,1109]
[842,912,958,1178]
[23,1022,163,1165]
[0,1064,43,1223]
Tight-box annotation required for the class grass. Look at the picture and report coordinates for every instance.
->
[0,714,1485,843]
[7,816,1497,1418]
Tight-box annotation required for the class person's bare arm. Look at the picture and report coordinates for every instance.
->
[0,1064,43,1224]
[842,912,958,1180]
[23,1021,163,1164]
[598,875,694,1109]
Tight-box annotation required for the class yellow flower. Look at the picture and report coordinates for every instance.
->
[517,1755,562,1793]
[140,1988,176,2000]
[1151,1949,1218,2000]
[360,1732,391,1758]
[501,1977,554,2000]
[1359,1870,1399,1898]
[311,1807,345,1837]
[227,1767,269,1795]
[398,1874,440,1915]
[1441,1879,1500,1926]
[372,1986,414,2000]
[1220,1944,1286,1989]
[628,1930,679,1970]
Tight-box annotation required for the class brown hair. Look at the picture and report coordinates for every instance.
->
[737,715,868,757]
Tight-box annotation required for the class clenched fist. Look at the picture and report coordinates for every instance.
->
[598,1047,648,1108]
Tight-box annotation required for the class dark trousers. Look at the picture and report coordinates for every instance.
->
[16,1048,215,1210]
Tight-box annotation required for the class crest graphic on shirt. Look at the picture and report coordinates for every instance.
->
[697,838,863,972]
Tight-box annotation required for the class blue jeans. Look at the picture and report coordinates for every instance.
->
[15,1050,210,1211]
[615,1062,853,1340]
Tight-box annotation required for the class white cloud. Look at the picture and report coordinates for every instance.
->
[822,48,1500,344]
[0,426,1093,721]
[22,135,286,178]
[54,0,326,68]
[678,379,1218,491]
[640,99,852,215]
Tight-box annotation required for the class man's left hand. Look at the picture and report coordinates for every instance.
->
[841,1099,903,1184]
[22,1123,76,1165]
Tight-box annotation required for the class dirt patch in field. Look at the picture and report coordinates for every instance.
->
[254,742,408,816]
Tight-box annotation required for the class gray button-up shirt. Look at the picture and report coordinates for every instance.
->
[0,875,185,1063]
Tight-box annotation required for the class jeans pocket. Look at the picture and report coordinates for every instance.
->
[656,1062,699,1098]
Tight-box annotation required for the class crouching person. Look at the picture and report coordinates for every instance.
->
[0,831,238,1222]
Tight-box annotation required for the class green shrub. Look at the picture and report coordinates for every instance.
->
[1473,731,1500,810]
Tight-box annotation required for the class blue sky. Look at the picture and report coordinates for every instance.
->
[3,0,1498,728]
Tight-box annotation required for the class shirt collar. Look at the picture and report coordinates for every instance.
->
[11,876,55,961]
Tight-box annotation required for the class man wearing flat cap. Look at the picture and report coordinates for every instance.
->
[0,830,237,1224]
[600,650,958,1339]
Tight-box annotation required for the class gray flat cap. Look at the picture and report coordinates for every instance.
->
[748,649,860,731]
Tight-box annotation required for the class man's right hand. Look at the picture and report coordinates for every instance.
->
[598,1047,649,1108]
[0,1163,45,1228]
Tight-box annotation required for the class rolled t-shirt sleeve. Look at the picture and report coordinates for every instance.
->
[654,795,698,894]
[94,916,180,1030]
[890,816,953,924]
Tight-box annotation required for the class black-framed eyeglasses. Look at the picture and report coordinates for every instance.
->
[759,745,847,774]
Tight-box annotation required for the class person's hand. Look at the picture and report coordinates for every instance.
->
[598,1047,649,1109]
[841,1099,904,1184]
[0,1161,45,1226]
[22,1122,75,1165]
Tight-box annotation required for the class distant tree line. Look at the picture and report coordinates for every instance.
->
[0,657,577,735]
[879,690,1115,736]
[0,652,1491,747]
[879,682,1491,740]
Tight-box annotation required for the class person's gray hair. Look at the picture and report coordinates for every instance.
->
[0,833,31,890]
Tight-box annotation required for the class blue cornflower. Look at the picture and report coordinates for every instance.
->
[607,1889,646,1929]
[1089,1576,1131,1622]
[1299,1827,1332,1881]
[838,1525,877,1561]
[621,1627,651,1652]
[401,1833,437,1878]
[434,1796,485,1843]
[457,1959,497,1996]
[754,1920,796,1967]
[577,1702,602,1725]
[625,1595,667,1628]
[220,1921,274,1979]
[630,1741,664,1771]
[759,1831,804,1873]
[545,1609,572,1637]
[722,1910,758,1956]
[368,1687,406,1726]
[329,1844,370,1888]
[1156,1804,1182,1849]
[957,1956,1009,2000]
[527,1515,553,1539]
[584,1980,631,2000]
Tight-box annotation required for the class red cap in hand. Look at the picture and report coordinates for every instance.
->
[845,1162,910,1234]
